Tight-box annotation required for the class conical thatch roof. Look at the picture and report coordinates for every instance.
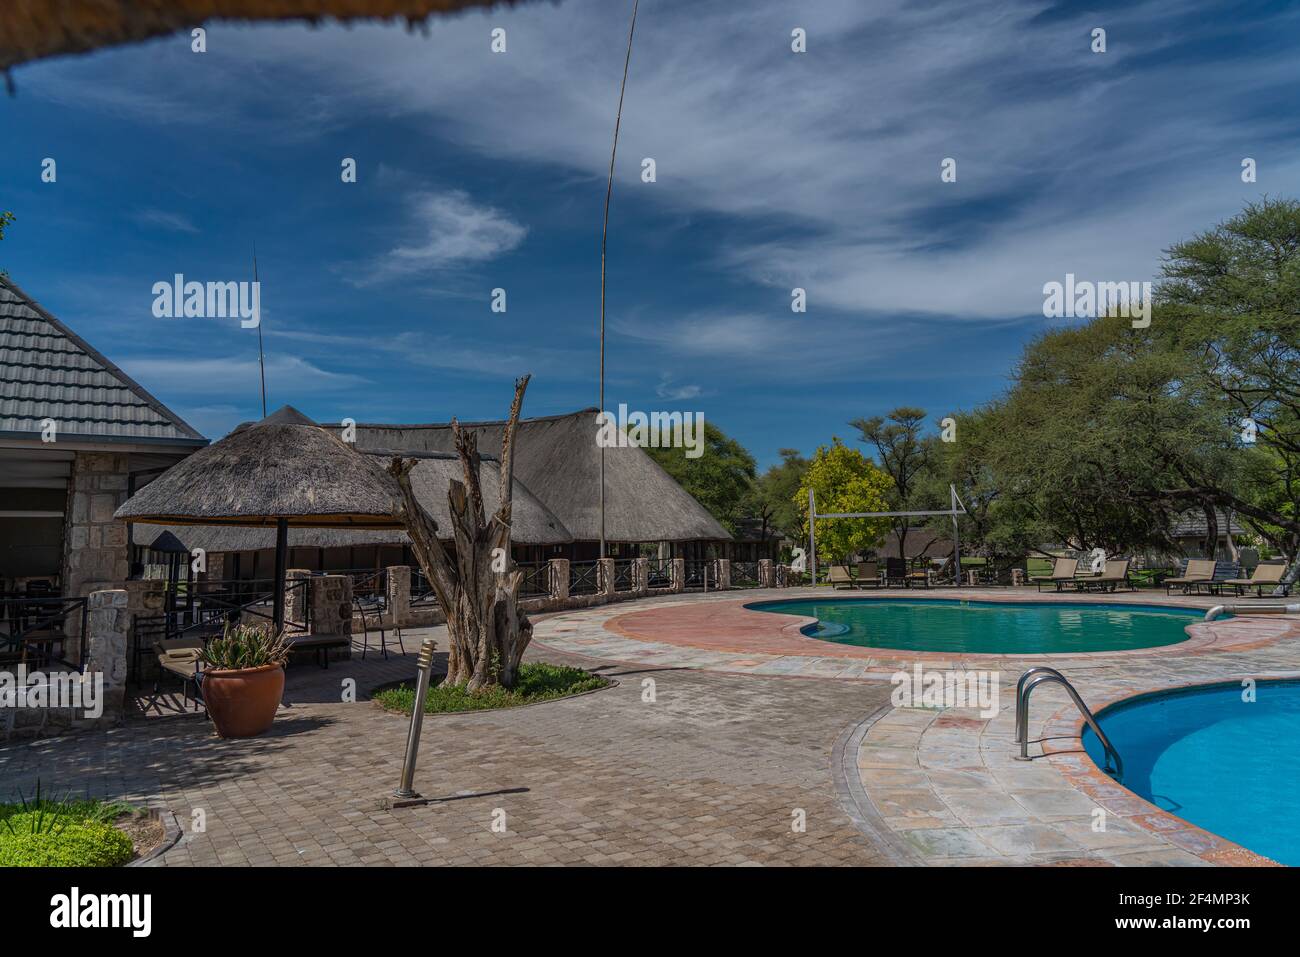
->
[115,405,405,528]
[0,1,536,72]
[131,449,572,549]
[325,409,733,543]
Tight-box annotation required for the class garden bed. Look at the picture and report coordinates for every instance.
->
[374,662,609,715]
[0,791,170,867]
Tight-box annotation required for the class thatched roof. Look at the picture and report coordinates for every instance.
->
[325,408,733,543]
[131,448,572,549]
[0,1,537,72]
[115,405,405,528]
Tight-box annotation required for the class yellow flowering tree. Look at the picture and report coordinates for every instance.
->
[795,439,894,564]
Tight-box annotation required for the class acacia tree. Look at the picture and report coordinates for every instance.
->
[851,407,931,559]
[388,375,533,691]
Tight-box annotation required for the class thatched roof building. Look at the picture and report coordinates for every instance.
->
[325,408,732,544]
[132,448,571,550]
[129,407,732,565]
[0,0,535,72]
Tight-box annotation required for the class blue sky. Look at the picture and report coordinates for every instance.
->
[2,0,1298,467]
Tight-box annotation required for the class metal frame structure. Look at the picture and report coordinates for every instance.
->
[807,484,968,585]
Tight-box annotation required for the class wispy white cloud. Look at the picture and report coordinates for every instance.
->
[352,190,526,285]
[118,354,366,397]
[132,209,200,234]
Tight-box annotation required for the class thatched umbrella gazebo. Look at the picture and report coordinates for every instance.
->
[115,405,404,630]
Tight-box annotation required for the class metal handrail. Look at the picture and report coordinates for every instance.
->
[1015,667,1123,777]
[1205,603,1300,622]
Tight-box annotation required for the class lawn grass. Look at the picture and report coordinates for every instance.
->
[375,661,609,715]
[0,793,137,867]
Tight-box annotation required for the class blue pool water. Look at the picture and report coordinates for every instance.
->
[745,598,1202,654]
[1083,680,1300,865]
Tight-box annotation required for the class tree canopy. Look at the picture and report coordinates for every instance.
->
[643,421,756,535]
[795,439,893,562]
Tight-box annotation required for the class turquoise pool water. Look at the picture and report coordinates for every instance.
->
[1083,681,1300,865]
[745,598,1202,654]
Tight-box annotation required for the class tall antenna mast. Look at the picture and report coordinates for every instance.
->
[254,243,267,417]
[599,0,640,559]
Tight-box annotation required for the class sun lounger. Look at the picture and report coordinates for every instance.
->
[1214,561,1287,597]
[854,561,881,589]
[828,565,854,589]
[1077,559,1133,593]
[1031,557,1078,592]
[1164,559,1217,595]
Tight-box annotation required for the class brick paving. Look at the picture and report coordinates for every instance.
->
[5,588,1298,866]
[0,606,898,866]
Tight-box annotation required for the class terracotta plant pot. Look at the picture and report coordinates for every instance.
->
[201,664,285,738]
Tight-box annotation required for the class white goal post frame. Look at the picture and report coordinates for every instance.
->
[807,485,968,586]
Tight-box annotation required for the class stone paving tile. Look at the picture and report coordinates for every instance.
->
[0,620,897,867]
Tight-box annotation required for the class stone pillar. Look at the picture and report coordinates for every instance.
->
[61,451,133,660]
[284,569,311,633]
[716,559,731,590]
[670,558,686,593]
[386,565,411,626]
[548,559,570,600]
[310,574,353,641]
[758,559,774,587]
[635,557,649,595]
[598,557,616,597]
[1011,568,1024,587]
[84,589,129,723]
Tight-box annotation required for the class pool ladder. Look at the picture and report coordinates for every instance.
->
[1014,667,1123,778]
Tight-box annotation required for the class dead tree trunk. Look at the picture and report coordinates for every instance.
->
[388,375,533,691]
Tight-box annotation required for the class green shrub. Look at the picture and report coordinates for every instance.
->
[201,622,290,670]
[376,662,607,714]
[0,817,134,867]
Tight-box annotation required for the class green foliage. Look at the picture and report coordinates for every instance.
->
[376,662,607,714]
[851,407,935,555]
[795,439,893,562]
[0,785,136,867]
[644,421,756,534]
[0,819,134,867]
[200,621,290,670]
[0,210,13,278]
[747,448,809,541]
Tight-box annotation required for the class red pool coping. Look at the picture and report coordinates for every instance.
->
[604,592,1300,667]
[1044,677,1295,867]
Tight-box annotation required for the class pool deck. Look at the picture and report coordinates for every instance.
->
[534,587,1300,865]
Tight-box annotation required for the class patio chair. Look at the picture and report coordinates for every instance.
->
[1214,561,1287,598]
[1164,559,1217,595]
[853,561,881,589]
[1078,559,1133,593]
[153,636,206,713]
[884,557,909,587]
[1031,557,1078,592]
[355,594,405,660]
[828,565,854,589]
[906,559,932,589]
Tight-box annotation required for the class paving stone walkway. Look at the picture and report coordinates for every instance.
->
[0,606,897,866]
[4,589,1297,866]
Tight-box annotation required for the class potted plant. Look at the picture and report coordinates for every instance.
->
[199,623,290,738]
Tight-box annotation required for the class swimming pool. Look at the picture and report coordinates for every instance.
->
[1083,680,1300,865]
[745,598,1203,654]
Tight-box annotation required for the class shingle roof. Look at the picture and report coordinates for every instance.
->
[0,276,206,444]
